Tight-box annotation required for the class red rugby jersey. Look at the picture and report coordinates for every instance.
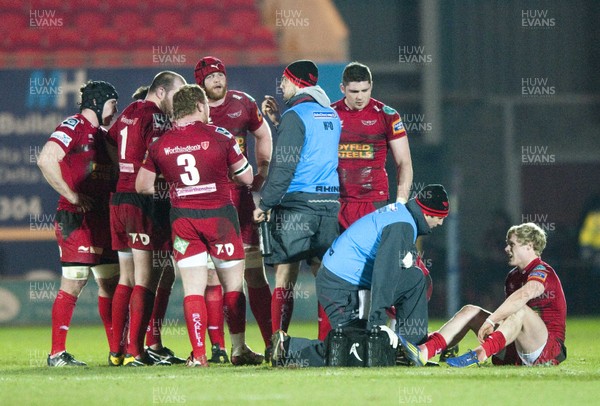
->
[504,257,567,342]
[208,90,263,157]
[331,98,407,202]
[47,114,115,212]
[107,100,171,193]
[143,121,245,209]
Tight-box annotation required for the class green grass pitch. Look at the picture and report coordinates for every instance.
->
[1,318,599,405]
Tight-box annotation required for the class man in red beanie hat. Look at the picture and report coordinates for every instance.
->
[194,56,274,363]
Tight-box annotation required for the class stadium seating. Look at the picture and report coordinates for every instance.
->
[2,0,278,68]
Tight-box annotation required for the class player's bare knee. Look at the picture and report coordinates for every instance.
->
[60,266,90,295]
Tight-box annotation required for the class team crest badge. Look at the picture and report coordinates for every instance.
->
[201,141,209,150]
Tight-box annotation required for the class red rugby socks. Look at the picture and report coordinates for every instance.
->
[145,286,171,348]
[110,284,132,353]
[184,295,208,359]
[248,285,272,346]
[205,285,225,349]
[50,290,78,355]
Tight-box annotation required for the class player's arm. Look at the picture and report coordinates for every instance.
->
[37,141,93,211]
[135,167,157,195]
[251,120,272,191]
[478,280,545,341]
[230,156,253,186]
[257,111,304,211]
[389,136,413,204]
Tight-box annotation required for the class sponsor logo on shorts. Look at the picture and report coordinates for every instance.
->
[176,183,217,197]
[173,236,190,254]
[77,245,103,254]
[338,143,374,159]
[129,233,150,246]
[50,131,72,147]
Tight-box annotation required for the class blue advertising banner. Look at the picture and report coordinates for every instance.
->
[0,64,346,277]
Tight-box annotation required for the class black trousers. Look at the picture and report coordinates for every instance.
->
[284,266,428,367]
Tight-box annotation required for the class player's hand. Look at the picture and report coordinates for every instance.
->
[379,325,399,348]
[70,193,94,212]
[261,95,280,127]
[477,320,495,343]
[251,173,265,192]
[253,207,270,223]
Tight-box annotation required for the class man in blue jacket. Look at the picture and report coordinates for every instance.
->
[255,60,341,337]
[270,184,449,367]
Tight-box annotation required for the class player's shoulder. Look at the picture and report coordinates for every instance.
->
[528,260,557,280]
[369,98,398,116]
[55,114,85,131]
[205,123,234,140]
[228,90,258,105]
[331,98,346,110]
[50,114,88,147]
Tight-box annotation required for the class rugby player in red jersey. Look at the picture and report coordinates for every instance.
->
[107,71,186,366]
[136,84,265,367]
[38,81,120,366]
[400,222,567,367]
[194,56,273,362]
[309,62,414,340]
[332,62,413,230]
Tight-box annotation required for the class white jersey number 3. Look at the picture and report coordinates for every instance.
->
[177,153,200,185]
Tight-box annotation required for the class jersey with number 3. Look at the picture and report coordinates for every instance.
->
[143,121,245,209]
[107,100,171,193]
[332,98,406,202]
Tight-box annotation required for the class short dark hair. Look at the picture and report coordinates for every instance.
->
[148,71,185,94]
[173,84,207,120]
[342,62,372,85]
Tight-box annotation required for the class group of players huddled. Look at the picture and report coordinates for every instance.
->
[39,56,566,369]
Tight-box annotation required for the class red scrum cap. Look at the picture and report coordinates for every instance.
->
[194,56,226,87]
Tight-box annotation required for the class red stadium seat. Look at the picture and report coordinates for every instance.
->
[151,11,184,30]
[1,13,28,33]
[0,0,27,12]
[86,28,126,50]
[74,12,108,30]
[227,9,260,29]
[190,10,221,31]
[112,11,145,31]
